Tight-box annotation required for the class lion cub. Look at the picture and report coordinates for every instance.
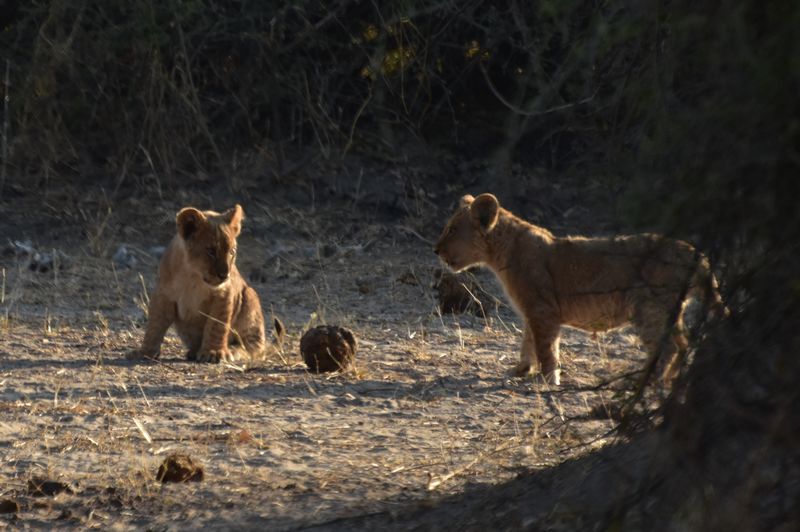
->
[129,204,278,363]
[434,193,726,385]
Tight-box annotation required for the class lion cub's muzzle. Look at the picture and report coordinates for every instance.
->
[204,270,230,286]
[433,245,457,272]
[209,262,231,284]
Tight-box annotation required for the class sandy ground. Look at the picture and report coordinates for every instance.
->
[0,185,659,530]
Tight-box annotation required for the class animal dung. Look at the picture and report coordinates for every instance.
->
[433,269,490,315]
[300,325,357,373]
[0,499,20,514]
[156,453,204,483]
[27,477,74,497]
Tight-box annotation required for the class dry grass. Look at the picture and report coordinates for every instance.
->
[0,190,658,529]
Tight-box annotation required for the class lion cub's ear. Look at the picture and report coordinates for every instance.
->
[459,194,475,208]
[222,204,244,236]
[176,207,207,240]
[470,193,500,232]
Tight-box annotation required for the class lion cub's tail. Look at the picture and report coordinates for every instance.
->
[258,316,287,359]
[234,316,286,367]
[690,256,730,319]
[270,316,287,350]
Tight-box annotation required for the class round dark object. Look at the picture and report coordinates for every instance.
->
[0,499,19,514]
[156,453,204,483]
[27,478,74,497]
[433,270,490,315]
[300,325,357,373]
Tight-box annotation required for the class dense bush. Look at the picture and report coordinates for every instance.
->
[1,1,650,185]
[614,1,800,527]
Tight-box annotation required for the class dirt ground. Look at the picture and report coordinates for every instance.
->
[0,168,662,530]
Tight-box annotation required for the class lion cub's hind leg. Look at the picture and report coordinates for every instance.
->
[511,323,562,385]
[231,286,267,357]
[533,323,561,385]
[632,301,685,384]
[660,315,690,383]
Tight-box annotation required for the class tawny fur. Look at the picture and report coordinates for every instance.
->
[434,193,726,385]
[129,204,280,363]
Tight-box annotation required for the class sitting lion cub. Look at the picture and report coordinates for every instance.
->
[434,193,726,385]
[129,204,280,363]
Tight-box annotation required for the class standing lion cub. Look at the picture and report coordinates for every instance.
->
[129,204,281,363]
[434,193,726,385]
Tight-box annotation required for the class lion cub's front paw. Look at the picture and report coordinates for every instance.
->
[127,348,160,361]
[196,348,232,363]
[509,362,533,377]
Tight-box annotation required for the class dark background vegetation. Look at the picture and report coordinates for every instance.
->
[1,0,798,529]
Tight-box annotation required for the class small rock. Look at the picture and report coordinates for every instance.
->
[112,245,137,269]
[4,240,67,273]
[156,453,204,483]
[3,239,33,257]
[148,246,166,259]
[300,325,358,373]
[587,402,624,422]
[27,477,74,497]
[336,393,365,407]
[232,429,253,445]
[29,251,65,273]
[0,499,19,514]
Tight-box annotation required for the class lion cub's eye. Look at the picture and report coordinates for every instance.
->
[447,226,456,236]
[206,247,217,258]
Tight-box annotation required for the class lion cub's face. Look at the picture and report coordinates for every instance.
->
[176,205,244,287]
[434,194,500,272]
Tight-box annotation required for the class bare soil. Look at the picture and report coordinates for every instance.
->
[0,174,661,530]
